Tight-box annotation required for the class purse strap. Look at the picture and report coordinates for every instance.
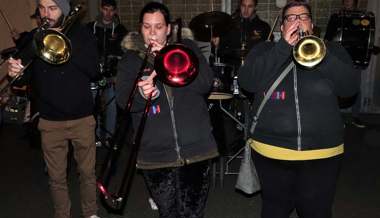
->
[249,61,295,134]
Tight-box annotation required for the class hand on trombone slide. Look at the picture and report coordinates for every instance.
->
[138,70,159,99]
[7,58,24,78]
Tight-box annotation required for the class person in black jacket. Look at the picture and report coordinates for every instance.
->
[212,0,271,67]
[7,0,100,218]
[88,0,127,66]
[87,0,128,145]
[238,1,359,218]
[115,2,218,218]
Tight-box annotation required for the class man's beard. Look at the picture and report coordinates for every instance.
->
[49,15,65,28]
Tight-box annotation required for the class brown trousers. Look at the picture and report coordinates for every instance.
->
[38,116,98,218]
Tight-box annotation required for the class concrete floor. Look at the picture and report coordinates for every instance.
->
[0,114,380,218]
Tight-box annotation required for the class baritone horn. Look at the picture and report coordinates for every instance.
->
[293,28,326,68]
[97,42,199,214]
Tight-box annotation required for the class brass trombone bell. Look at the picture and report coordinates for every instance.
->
[154,44,199,87]
[293,34,326,68]
[32,4,82,65]
[35,29,71,65]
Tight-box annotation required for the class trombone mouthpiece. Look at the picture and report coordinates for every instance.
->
[298,27,310,38]
[40,18,51,30]
[298,28,304,38]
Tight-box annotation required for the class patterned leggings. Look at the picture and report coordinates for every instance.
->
[142,160,210,218]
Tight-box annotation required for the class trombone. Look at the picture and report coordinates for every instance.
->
[97,41,199,214]
[33,4,83,65]
[266,10,326,69]
[293,28,326,68]
[0,5,83,104]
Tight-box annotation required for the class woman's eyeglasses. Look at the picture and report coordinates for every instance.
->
[284,13,312,22]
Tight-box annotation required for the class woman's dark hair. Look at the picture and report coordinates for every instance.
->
[139,2,171,25]
[282,0,312,23]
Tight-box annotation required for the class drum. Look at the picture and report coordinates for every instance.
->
[208,62,234,100]
[333,11,375,68]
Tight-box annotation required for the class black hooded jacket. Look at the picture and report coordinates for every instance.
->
[87,16,127,77]
[15,23,99,121]
[116,36,219,169]
[238,38,360,160]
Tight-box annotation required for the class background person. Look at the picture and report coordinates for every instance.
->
[212,0,271,67]
[87,0,128,145]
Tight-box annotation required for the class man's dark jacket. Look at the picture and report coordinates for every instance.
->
[18,23,99,121]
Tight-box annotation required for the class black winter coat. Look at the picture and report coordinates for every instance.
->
[238,38,360,160]
[18,23,99,121]
[116,38,219,169]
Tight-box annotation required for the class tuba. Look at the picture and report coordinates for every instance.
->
[97,39,199,214]
[33,4,83,65]
[293,28,326,68]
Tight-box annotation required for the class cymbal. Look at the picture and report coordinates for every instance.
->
[189,11,232,42]
[208,92,233,100]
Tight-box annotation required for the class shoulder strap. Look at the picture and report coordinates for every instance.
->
[249,61,295,134]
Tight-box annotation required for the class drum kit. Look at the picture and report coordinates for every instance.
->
[189,11,251,154]
[329,10,377,68]
[189,11,248,101]
[326,10,378,108]
[189,11,233,42]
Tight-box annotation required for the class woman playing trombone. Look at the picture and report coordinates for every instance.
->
[115,2,218,218]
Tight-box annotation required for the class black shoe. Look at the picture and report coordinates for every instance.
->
[352,118,366,128]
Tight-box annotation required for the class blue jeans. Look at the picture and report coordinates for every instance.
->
[92,78,117,141]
